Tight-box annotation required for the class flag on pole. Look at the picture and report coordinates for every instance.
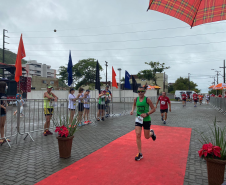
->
[95,60,100,93]
[112,67,118,88]
[132,75,138,93]
[67,51,73,86]
[15,34,26,82]
[124,70,131,89]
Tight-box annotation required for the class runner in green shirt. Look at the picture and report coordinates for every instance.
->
[130,86,156,161]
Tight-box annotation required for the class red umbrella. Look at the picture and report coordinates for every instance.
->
[147,0,226,27]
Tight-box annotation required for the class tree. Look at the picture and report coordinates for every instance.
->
[173,77,199,92]
[58,58,103,89]
[168,84,174,93]
[137,62,170,85]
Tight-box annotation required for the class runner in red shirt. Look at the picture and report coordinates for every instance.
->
[198,94,204,105]
[218,94,222,98]
[193,92,198,107]
[155,92,171,124]
[181,92,187,107]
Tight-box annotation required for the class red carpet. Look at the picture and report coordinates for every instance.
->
[36,125,191,185]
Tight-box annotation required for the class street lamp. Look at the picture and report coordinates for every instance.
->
[117,68,122,102]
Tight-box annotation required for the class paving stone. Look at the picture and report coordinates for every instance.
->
[0,102,226,184]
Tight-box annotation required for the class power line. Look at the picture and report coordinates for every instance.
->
[8,18,174,33]
[7,40,226,52]
[8,30,226,45]
[8,21,226,39]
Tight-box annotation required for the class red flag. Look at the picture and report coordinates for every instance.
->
[112,67,118,88]
[15,34,26,82]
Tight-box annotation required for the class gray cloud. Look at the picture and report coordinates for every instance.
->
[1,0,225,92]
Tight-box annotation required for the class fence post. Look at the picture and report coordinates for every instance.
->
[16,100,20,144]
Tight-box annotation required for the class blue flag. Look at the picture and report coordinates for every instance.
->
[124,70,131,89]
[67,51,73,86]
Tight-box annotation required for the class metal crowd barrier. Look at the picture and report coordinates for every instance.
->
[210,97,226,115]
[0,96,157,148]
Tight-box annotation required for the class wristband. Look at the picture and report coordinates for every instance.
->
[146,113,149,116]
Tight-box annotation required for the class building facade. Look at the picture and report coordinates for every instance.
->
[22,60,56,78]
[31,76,59,90]
[128,73,168,94]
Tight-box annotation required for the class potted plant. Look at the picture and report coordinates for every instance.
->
[196,117,226,185]
[53,115,79,159]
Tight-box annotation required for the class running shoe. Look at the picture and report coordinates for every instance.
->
[43,131,48,136]
[163,120,166,124]
[84,121,88,124]
[150,129,156,141]
[101,117,105,121]
[88,120,92,123]
[161,116,163,121]
[97,118,100,121]
[81,122,85,126]
[78,123,82,127]
[135,153,143,161]
[47,130,53,135]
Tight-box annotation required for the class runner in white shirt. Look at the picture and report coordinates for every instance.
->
[83,90,91,124]
[68,88,77,124]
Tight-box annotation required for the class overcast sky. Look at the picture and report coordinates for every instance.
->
[1,0,225,93]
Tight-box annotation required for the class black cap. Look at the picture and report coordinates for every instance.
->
[86,89,90,92]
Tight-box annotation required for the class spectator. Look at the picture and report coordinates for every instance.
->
[218,93,222,98]
[77,87,85,126]
[13,90,24,117]
[0,81,9,144]
[97,90,107,121]
[68,88,77,124]
[210,93,215,97]
[224,92,226,98]
[43,86,58,136]
[83,90,91,124]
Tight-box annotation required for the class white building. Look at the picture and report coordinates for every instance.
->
[22,60,56,78]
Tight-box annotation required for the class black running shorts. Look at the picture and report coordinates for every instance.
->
[194,100,198,102]
[78,103,84,112]
[98,104,105,110]
[160,109,168,113]
[135,121,151,130]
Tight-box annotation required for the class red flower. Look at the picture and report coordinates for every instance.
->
[55,125,69,137]
[198,143,222,159]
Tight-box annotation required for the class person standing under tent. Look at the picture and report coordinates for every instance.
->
[83,90,91,124]
[130,86,156,161]
[155,92,171,124]
[43,86,58,136]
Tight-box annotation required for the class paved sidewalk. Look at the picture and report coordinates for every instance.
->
[0,101,225,185]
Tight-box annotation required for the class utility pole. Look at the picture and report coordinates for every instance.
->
[105,61,108,85]
[220,60,226,83]
[117,68,122,102]
[163,72,165,92]
[2,29,9,78]
[188,73,190,90]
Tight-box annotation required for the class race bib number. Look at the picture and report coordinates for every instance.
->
[161,101,166,105]
[73,102,76,106]
[135,116,143,124]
